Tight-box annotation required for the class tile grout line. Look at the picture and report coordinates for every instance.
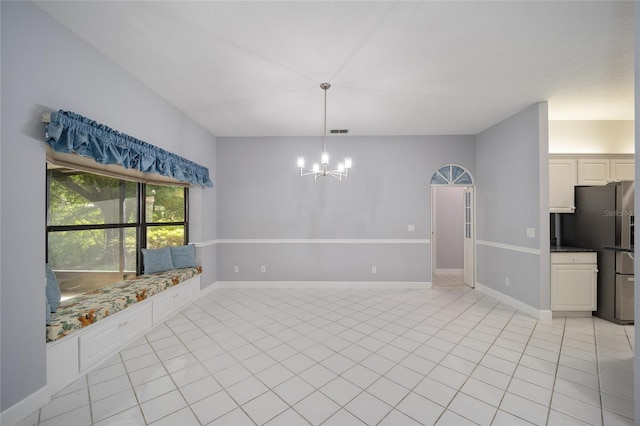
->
[367,288,510,425]
[592,318,606,426]
[168,311,260,426]
[544,316,568,426]
[440,299,520,425]
[37,287,633,426]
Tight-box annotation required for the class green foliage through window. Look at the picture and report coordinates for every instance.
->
[47,166,188,297]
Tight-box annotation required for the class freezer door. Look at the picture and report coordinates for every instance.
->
[615,274,635,321]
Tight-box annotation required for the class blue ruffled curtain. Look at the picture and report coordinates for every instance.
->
[46,110,213,187]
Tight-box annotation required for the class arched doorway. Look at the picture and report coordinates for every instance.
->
[430,164,475,288]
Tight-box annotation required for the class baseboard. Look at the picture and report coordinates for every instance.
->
[199,281,218,297]
[475,282,550,320]
[0,385,50,426]
[539,310,553,321]
[434,268,463,275]
[211,281,432,289]
[551,311,592,318]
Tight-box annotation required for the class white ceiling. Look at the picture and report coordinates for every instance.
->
[34,1,635,137]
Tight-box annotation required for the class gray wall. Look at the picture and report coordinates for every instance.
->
[434,186,464,270]
[0,1,216,412]
[475,103,549,309]
[217,135,475,282]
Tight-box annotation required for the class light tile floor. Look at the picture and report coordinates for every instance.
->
[19,287,635,425]
[432,274,467,288]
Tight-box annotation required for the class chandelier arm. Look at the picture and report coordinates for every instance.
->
[326,170,346,181]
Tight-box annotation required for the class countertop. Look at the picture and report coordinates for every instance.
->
[603,246,634,253]
[550,246,598,253]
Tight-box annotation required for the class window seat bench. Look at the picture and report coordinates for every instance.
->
[47,266,202,343]
[46,267,202,395]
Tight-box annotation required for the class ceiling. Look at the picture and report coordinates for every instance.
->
[34,1,635,137]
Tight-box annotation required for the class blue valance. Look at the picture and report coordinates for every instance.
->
[45,110,213,187]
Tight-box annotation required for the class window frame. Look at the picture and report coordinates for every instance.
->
[46,166,189,277]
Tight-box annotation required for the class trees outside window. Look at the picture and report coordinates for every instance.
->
[47,166,188,298]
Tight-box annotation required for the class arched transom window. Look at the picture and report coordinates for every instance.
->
[430,164,474,185]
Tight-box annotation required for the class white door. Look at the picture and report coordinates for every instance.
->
[463,187,474,287]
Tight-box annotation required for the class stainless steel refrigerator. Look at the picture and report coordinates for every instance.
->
[562,181,634,324]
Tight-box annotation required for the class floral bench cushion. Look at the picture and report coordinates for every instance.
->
[46,267,202,343]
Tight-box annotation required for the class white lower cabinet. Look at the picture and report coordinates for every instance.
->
[153,283,192,323]
[47,275,200,394]
[79,303,152,370]
[551,252,597,311]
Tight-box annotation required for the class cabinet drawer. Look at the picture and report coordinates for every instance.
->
[551,252,596,264]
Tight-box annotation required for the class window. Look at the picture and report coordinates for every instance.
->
[46,166,188,300]
[145,184,186,249]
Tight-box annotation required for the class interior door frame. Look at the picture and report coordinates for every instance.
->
[430,184,476,288]
[463,186,475,288]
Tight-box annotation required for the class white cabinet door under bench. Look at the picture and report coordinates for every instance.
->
[153,281,194,324]
[47,275,200,395]
[79,303,153,370]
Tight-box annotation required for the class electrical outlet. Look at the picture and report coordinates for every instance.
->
[234,266,239,273]
[505,277,510,286]
[526,228,536,238]
[372,266,377,274]
[261,265,266,273]
[408,224,415,232]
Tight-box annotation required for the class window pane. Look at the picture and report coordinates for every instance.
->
[48,168,137,226]
[48,228,137,271]
[48,228,137,299]
[147,225,185,249]
[146,185,184,223]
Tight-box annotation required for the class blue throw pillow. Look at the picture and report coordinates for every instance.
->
[170,244,198,269]
[45,264,61,313]
[46,298,51,326]
[142,247,174,274]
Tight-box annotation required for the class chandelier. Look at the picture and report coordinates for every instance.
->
[297,83,352,181]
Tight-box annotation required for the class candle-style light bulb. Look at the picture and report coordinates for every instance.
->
[321,152,329,164]
[313,163,320,173]
[344,157,352,169]
[297,157,305,168]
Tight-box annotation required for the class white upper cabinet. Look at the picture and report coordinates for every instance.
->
[610,159,635,181]
[577,158,634,186]
[550,159,577,213]
[549,155,634,212]
[577,158,611,185]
